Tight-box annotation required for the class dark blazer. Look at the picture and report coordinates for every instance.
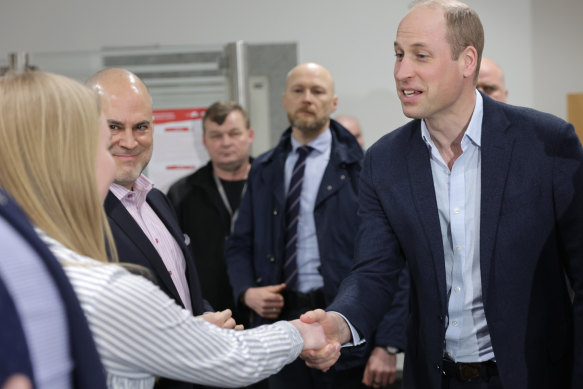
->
[226,120,409,367]
[105,187,211,389]
[0,277,33,385]
[329,94,583,389]
[167,160,248,324]
[105,188,209,315]
[0,189,106,388]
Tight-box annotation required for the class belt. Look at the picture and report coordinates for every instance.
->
[442,357,498,383]
[281,288,325,311]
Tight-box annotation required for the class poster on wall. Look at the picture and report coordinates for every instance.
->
[147,107,209,193]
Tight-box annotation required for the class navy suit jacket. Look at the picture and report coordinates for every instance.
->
[105,188,210,315]
[0,189,106,388]
[329,94,583,389]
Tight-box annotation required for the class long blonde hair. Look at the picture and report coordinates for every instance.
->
[0,71,117,262]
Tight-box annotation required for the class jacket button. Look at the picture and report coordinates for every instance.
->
[340,174,346,180]
[255,277,262,284]
[269,256,276,263]
[327,185,332,191]
[273,208,279,216]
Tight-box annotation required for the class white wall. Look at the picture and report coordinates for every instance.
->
[532,0,583,119]
[2,0,578,146]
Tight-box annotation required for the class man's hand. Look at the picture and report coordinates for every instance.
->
[243,283,285,319]
[362,346,397,387]
[290,319,334,352]
[2,375,32,389]
[298,309,350,371]
[200,309,243,330]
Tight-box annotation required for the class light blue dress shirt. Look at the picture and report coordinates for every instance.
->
[421,90,494,362]
[284,129,332,293]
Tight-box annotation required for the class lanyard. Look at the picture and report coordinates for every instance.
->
[212,171,247,233]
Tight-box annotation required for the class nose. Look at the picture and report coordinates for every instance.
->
[301,90,314,104]
[394,56,414,82]
[220,133,233,147]
[117,128,137,149]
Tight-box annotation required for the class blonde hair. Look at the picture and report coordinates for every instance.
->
[0,71,117,263]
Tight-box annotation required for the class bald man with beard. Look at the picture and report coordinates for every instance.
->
[87,68,241,389]
[226,63,408,389]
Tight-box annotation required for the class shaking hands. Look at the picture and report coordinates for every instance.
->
[291,309,352,372]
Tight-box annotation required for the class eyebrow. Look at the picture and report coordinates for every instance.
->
[106,119,151,128]
[107,119,123,126]
[134,120,151,128]
[394,42,429,50]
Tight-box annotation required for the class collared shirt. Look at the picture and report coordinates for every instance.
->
[110,175,192,313]
[284,129,332,293]
[421,90,494,362]
[0,217,72,389]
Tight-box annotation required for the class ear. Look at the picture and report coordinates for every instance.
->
[248,128,255,141]
[461,46,478,80]
[331,95,338,113]
[202,131,208,148]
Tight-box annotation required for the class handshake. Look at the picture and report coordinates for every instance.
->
[201,307,348,371]
[290,308,352,372]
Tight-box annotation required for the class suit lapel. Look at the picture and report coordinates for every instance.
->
[479,99,512,307]
[147,189,206,314]
[407,122,449,313]
[147,190,184,246]
[104,191,184,307]
[262,152,286,215]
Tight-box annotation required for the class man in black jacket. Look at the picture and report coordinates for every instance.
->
[168,101,254,325]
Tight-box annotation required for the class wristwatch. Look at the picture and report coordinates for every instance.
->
[385,346,399,355]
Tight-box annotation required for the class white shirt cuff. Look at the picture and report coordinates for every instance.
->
[329,311,366,347]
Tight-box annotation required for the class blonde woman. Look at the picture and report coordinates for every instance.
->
[0,71,337,388]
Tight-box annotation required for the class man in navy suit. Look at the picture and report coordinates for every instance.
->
[87,68,240,389]
[0,189,106,389]
[300,1,583,389]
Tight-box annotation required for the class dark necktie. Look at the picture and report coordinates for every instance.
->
[283,145,313,290]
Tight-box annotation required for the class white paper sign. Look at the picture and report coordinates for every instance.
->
[147,108,209,193]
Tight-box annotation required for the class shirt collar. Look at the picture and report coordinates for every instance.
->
[421,89,483,150]
[290,127,332,155]
[110,174,154,205]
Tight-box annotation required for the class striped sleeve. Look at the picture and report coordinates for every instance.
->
[42,233,303,388]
